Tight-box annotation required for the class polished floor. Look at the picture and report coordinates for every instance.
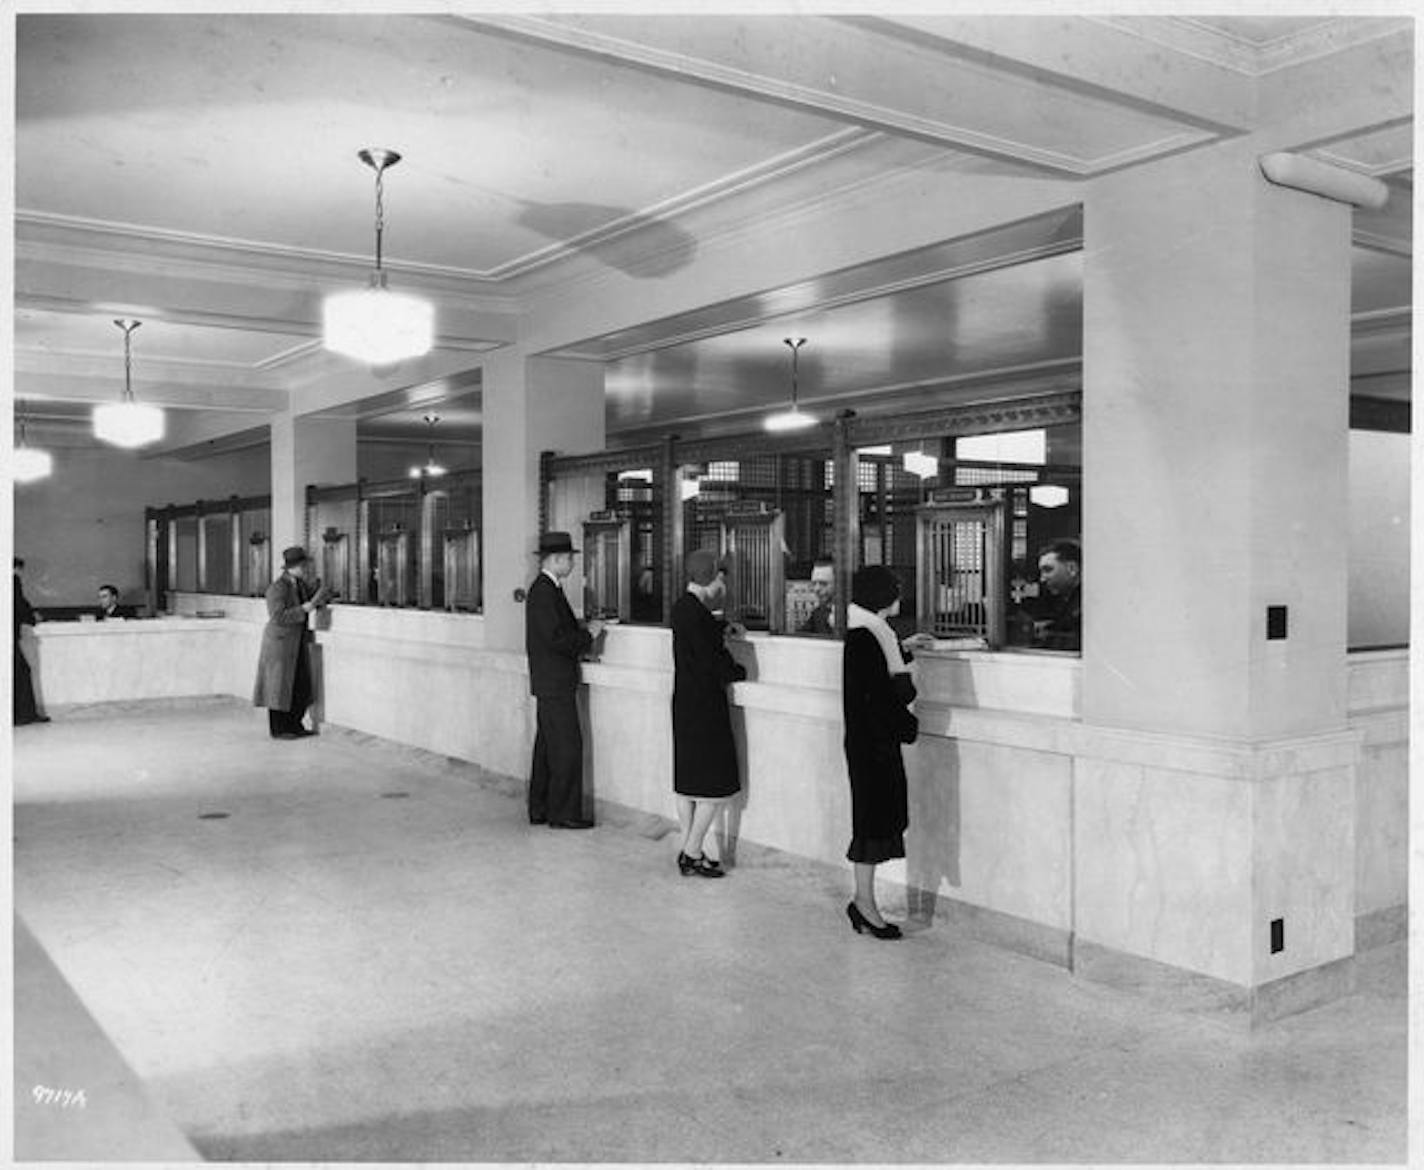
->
[12,698,1410,1164]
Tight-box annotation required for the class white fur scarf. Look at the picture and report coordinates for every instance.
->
[846,602,909,677]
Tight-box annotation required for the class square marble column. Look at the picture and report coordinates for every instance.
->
[481,351,605,652]
[1077,140,1361,1016]
[269,413,356,555]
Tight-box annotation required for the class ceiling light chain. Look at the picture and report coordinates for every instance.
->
[119,318,140,402]
[764,336,817,433]
[365,147,395,272]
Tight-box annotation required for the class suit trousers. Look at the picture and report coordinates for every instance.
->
[529,693,585,823]
[268,643,313,735]
[13,642,40,724]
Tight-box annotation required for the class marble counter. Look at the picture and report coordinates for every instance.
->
[30,617,248,705]
[45,595,1407,1015]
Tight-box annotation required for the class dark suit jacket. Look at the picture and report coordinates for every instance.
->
[525,572,593,697]
[96,605,136,621]
[798,602,833,636]
[14,576,36,641]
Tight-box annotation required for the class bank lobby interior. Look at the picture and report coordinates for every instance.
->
[7,11,1415,1166]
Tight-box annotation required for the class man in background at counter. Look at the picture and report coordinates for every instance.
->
[253,546,330,740]
[1034,539,1082,652]
[799,559,836,636]
[13,557,50,725]
[525,531,605,829]
[96,583,134,620]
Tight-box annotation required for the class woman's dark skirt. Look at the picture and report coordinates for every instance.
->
[847,833,905,865]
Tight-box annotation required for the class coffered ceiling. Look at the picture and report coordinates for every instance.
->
[10,10,1413,453]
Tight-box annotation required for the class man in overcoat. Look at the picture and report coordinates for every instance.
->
[525,531,604,828]
[253,546,329,739]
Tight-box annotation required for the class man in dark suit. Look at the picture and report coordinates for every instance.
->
[798,559,835,636]
[13,557,50,725]
[95,583,135,620]
[1033,539,1082,652]
[525,531,604,829]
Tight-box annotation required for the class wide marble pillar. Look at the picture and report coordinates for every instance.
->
[269,413,357,555]
[481,350,605,653]
[1076,140,1359,1020]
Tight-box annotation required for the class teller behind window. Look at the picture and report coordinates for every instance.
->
[95,583,136,620]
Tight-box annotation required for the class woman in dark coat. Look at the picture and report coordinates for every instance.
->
[670,548,747,878]
[252,546,329,739]
[842,565,917,939]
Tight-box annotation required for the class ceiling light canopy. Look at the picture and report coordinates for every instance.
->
[764,337,817,433]
[93,319,165,448]
[324,149,434,366]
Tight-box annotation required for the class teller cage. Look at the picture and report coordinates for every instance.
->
[300,470,483,611]
[146,495,272,613]
[541,400,1082,649]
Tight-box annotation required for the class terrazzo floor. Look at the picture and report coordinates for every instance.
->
[11,697,1411,1164]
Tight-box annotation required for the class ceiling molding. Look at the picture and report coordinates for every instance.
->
[15,212,520,310]
[485,127,882,281]
[1351,307,1412,340]
[1088,15,1411,78]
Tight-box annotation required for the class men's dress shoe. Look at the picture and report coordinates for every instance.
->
[529,815,548,825]
[549,819,595,830]
[273,731,303,740]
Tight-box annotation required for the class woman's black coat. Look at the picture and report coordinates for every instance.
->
[842,627,916,840]
[670,592,747,798]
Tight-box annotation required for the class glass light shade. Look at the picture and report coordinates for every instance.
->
[1029,484,1070,509]
[12,445,54,483]
[93,400,165,448]
[763,407,817,433]
[323,281,434,365]
[409,462,447,478]
[903,451,939,478]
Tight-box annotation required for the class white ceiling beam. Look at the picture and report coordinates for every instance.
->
[1257,28,1413,153]
[839,14,1254,133]
[458,13,1221,177]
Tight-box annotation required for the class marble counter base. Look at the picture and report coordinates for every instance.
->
[1355,904,1408,951]
[1072,940,1357,1030]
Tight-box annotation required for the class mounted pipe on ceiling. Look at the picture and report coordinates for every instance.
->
[1258,152,1389,209]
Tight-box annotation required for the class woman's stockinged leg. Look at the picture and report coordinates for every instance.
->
[684,800,720,860]
[853,862,886,926]
[677,796,695,855]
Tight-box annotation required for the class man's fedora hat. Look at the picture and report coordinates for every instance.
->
[282,545,310,568]
[535,531,579,556]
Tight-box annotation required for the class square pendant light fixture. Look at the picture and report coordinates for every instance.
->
[12,410,54,483]
[93,319,165,448]
[323,148,434,366]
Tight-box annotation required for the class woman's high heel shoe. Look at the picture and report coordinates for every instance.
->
[846,901,901,939]
[678,851,725,878]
